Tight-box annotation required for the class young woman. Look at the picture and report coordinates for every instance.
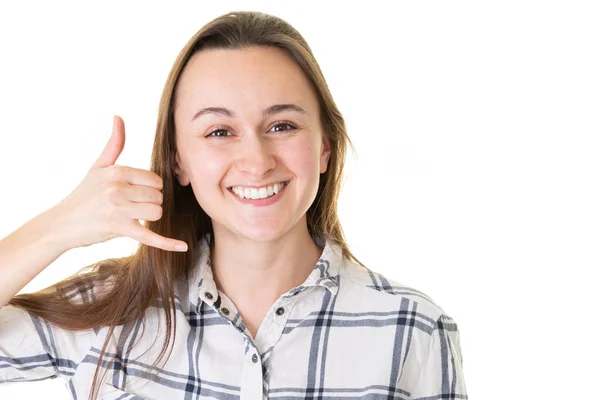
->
[0,11,468,400]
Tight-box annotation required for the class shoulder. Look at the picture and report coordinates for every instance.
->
[337,258,453,332]
[58,272,118,307]
[333,257,467,392]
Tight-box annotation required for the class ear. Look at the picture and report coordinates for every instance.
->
[319,134,331,174]
[174,152,190,186]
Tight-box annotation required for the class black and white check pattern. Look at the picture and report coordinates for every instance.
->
[1,233,468,399]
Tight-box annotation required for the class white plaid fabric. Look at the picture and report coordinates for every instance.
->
[1,233,468,399]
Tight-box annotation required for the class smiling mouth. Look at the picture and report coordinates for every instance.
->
[228,181,290,200]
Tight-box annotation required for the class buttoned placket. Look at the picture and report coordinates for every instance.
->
[191,233,340,400]
[240,292,299,400]
[201,284,302,400]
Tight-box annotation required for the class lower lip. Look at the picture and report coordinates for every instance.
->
[228,182,289,207]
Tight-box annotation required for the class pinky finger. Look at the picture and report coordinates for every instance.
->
[129,223,188,252]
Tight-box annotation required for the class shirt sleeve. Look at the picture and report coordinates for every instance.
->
[0,304,98,384]
[401,313,468,399]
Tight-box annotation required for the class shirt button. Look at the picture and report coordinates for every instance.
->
[251,354,259,363]
[221,307,230,316]
[275,307,285,316]
[205,292,214,300]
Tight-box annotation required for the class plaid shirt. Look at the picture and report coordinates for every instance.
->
[1,233,468,399]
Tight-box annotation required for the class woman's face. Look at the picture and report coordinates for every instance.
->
[173,46,330,242]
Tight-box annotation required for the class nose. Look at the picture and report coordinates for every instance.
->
[235,133,276,177]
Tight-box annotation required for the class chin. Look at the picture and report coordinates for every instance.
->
[238,228,287,242]
[224,220,291,242]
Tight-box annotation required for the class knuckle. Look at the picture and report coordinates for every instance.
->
[108,165,125,181]
[106,185,122,204]
[155,176,164,190]
[146,205,162,221]
[106,165,118,177]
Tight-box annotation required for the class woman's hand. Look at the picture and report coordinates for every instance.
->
[54,116,188,252]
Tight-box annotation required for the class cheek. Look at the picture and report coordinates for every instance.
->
[187,148,229,189]
[284,140,321,177]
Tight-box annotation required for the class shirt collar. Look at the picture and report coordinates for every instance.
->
[187,232,343,313]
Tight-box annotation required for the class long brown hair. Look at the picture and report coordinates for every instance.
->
[8,10,364,400]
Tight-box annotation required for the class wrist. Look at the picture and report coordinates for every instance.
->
[31,205,76,253]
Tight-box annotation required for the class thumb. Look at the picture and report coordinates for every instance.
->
[91,115,126,169]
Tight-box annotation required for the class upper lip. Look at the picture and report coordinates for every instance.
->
[228,180,289,189]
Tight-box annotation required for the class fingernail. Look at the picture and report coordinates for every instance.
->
[175,244,188,251]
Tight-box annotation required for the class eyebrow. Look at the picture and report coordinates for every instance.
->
[191,103,307,121]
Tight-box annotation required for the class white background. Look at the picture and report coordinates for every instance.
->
[1,1,599,399]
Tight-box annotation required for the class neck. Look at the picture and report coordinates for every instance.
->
[210,220,323,309]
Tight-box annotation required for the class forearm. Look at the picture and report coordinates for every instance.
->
[0,207,73,308]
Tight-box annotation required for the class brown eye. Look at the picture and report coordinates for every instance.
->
[271,122,297,132]
[205,128,232,138]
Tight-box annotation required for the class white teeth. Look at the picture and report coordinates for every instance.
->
[232,182,286,200]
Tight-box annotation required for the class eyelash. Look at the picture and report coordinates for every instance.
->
[205,121,298,138]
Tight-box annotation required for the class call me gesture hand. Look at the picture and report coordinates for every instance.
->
[56,116,188,252]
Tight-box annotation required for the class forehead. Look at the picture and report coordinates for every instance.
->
[175,46,319,117]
